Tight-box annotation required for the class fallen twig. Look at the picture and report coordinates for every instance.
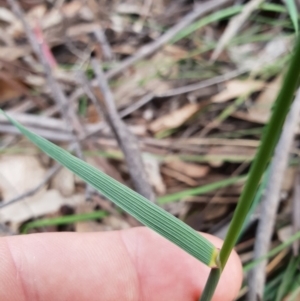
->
[0,124,72,142]
[7,0,84,159]
[87,68,247,138]
[91,58,155,202]
[247,88,300,301]
[93,27,114,62]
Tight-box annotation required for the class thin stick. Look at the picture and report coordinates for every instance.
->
[247,88,300,301]
[91,58,155,202]
[124,68,246,114]
[7,0,101,203]
[104,0,233,79]
[0,124,72,142]
[87,68,246,138]
[93,27,114,61]
[0,112,66,130]
[7,0,83,159]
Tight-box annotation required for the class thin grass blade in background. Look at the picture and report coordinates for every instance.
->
[1,110,219,268]
[275,255,300,301]
[285,0,299,34]
[158,175,246,204]
[21,210,108,234]
[243,230,300,272]
[211,0,265,61]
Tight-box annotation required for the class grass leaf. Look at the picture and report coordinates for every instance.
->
[1,110,219,268]
[285,0,299,34]
[158,175,246,204]
[275,255,300,301]
[21,210,108,234]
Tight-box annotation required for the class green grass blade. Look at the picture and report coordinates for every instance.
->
[264,273,284,301]
[285,0,299,34]
[198,269,221,301]
[21,210,108,234]
[275,255,300,301]
[219,35,300,269]
[158,175,247,204]
[287,283,300,301]
[2,110,219,268]
[171,5,242,43]
[172,3,292,44]
[243,230,300,272]
[201,35,300,300]
[260,3,288,13]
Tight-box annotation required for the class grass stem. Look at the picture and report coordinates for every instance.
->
[200,35,300,300]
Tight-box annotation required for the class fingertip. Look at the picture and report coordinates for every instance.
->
[0,227,243,301]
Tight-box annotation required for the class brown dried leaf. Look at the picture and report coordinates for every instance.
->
[277,226,292,243]
[211,79,265,103]
[7,4,46,37]
[247,76,282,123]
[51,168,75,197]
[0,7,18,23]
[0,46,31,61]
[61,1,83,18]
[149,103,200,133]
[0,155,83,230]
[143,155,166,195]
[161,167,198,186]
[0,77,25,102]
[282,167,296,192]
[204,204,229,221]
[67,23,99,37]
[165,160,209,178]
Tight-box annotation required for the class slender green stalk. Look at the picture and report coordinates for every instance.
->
[199,269,221,301]
[200,36,300,300]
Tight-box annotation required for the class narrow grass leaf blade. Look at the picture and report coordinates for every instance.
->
[171,6,242,43]
[285,0,299,34]
[22,210,108,234]
[275,255,300,301]
[172,3,290,43]
[158,175,246,204]
[2,111,218,267]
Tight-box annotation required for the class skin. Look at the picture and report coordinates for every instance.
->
[0,227,242,301]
